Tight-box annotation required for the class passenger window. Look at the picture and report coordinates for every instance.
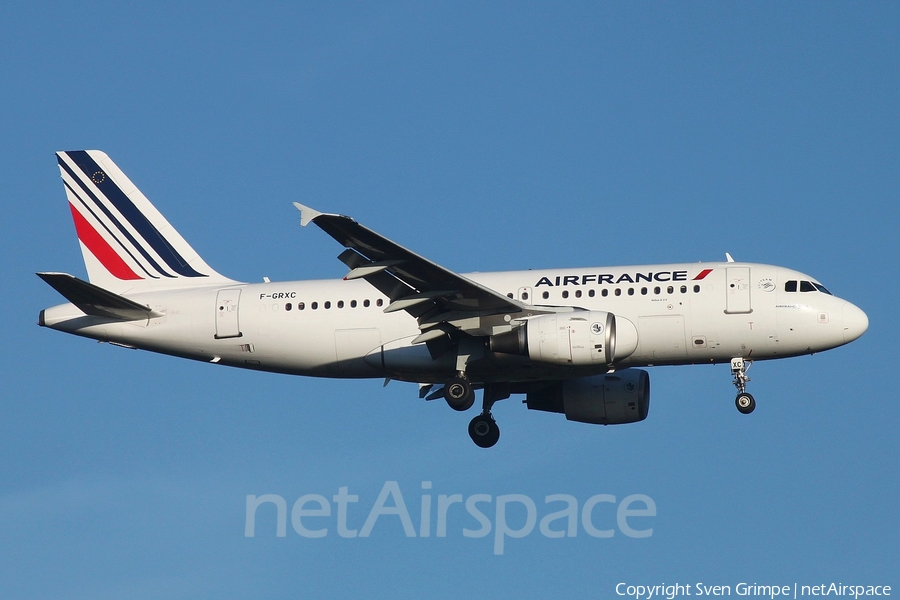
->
[542,291,549,300]
[785,281,797,292]
[667,286,674,294]
[298,302,305,310]
[311,302,318,310]
[627,288,635,296]
[680,285,687,294]
[285,303,292,311]
[654,286,661,295]
[602,289,608,297]
[522,291,529,300]
[588,289,595,298]
[376,299,383,307]
[507,293,513,298]
[350,300,357,308]
[337,300,344,308]
[324,301,331,309]
[364,299,370,307]
[561,291,568,299]
[800,281,816,292]
[575,290,582,298]
[641,287,648,295]
[693,285,700,293]
[614,289,621,297]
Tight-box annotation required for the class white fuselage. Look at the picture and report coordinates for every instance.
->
[40,261,868,384]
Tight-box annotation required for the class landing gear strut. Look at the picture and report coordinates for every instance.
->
[730,357,756,414]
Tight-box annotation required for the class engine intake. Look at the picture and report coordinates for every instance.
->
[525,369,650,425]
[490,311,638,366]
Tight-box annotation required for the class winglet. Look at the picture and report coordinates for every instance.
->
[293,202,324,227]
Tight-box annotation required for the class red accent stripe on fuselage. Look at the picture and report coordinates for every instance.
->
[69,203,142,280]
[693,268,713,280]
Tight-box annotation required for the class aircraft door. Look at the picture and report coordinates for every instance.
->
[725,267,752,314]
[215,289,242,339]
[518,287,533,305]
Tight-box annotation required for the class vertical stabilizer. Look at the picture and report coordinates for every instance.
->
[56,150,234,293]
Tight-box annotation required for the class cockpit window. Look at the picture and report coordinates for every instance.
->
[785,279,832,294]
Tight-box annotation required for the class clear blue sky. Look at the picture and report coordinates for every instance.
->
[2,2,897,598]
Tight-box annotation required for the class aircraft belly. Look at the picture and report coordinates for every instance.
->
[365,335,455,380]
[334,328,384,376]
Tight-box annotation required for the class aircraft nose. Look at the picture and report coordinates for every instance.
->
[842,301,868,344]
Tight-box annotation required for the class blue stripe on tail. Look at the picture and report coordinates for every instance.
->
[64,151,207,278]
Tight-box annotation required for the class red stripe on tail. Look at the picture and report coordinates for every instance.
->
[69,203,142,280]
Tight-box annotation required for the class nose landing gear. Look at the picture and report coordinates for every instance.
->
[731,357,755,414]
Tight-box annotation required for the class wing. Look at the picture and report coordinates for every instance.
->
[293,203,559,341]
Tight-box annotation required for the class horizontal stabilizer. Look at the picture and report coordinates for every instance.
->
[36,272,160,321]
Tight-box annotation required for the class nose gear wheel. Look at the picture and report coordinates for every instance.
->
[735,392,756,414]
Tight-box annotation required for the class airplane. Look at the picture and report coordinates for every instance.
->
[38,150,869,448]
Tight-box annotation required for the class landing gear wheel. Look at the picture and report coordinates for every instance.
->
[468,413,500,448]
[444,377,475,411]
[735,392,756,415]
[730,357,756,414]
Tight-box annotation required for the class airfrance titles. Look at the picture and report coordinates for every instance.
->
[535,271,692,287]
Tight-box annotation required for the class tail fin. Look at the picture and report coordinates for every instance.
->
[56,150,233,293]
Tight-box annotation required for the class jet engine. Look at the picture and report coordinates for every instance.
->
[490,311,638,366]
[525,369,650,425]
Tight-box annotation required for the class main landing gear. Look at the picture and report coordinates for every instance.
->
[468,413,500,448]
[441,376,504,448]
[467,384,508,448]
[444,376,475,411]
[730,357,756,415]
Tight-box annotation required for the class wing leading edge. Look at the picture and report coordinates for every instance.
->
[292,203,560,339]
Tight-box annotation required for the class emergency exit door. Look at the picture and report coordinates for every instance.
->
[725,267,752,314]
[215,289,242,338]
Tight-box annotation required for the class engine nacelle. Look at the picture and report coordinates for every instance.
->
[490,311,638,366]
[525,369,650,425]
